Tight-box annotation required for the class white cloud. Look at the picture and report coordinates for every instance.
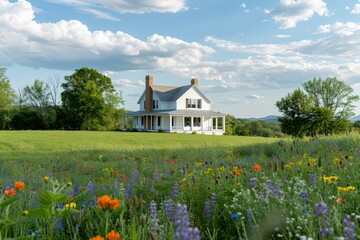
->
[318,22,360,36]
[274,34,291,38]
[351,4,360,14]
[270,0,328,28]
[80,8,120,21]
[246,94,265,100]
[0,0,213,72]
[240,3,246,9]
[113,79,144,88]
[46,0,187,14]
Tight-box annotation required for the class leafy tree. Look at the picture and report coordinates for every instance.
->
[61,67,123,130]
[275,89,312,137]
[303,77,359,119]
[225,114,238,135]
[0,67,16,129]
[0,67,16,109]
[353,120,360,129]
[24,79,51,117]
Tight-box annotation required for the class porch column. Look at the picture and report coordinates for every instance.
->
[161,116,164,130]
[145,115,147,130]
[150,115,153,130]
[169,115,172,132]
[183,117,185,130]
[201,116,204,131]
[215,118,218,130]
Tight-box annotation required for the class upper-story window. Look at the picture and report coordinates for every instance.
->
[186,99,202,109]
[153,100,159,109]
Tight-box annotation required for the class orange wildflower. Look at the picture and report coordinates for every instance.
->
[90,236,105,240]
[231,167,243,176]
[14,181,25,190]
[107,230,120,240]
[336,198,345,204]
[254,164,261,171]
[5,188,16,198]
[97,195,120,210]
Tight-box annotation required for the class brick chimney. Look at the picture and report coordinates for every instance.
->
[145,75,153,112]
[191,78,198,86]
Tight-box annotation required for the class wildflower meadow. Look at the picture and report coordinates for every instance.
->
[0,131,359,239]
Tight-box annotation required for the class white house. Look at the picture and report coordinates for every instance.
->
[123,75,225,135]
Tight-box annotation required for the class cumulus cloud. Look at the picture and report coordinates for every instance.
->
[274,34,291,38]
[46,0,187,14]
[0,0,213,72]
[351,4,360,14]
[270,0,328,28]
[246,94,265,100]
[318,22,360,36]
[113,79,144,88]
[1,0,360,92]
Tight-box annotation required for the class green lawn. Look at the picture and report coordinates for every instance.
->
[0,131,279,153]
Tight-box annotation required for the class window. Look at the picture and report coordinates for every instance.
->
[143,101,146,109]
[194,117,201,127]
[158,116,161,127]
[141,116,144,126]
[197,99,202,109]
[185,117,191,127]
[186,99,191,108]
[153,100,158,109]
[186,98,202,109]
[172,117,175,127]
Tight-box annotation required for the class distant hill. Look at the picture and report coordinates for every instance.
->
[350,115,360,122]
[241,115,280,123]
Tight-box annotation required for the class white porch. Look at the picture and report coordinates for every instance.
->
[123,110,225,135]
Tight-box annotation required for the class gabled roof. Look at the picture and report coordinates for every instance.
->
[137,84,212,104]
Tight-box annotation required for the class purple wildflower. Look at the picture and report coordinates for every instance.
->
[247,210,252,221]
[249,178,257,188]
[188,228,201,240]
[205,201,211,219]
[149,201,159,231]
[174,204,191,240]
[164,198,175,221]
[309,174,316,186]
[315,202,328,217]
[266,179,281,196]
[131,169,139,183]
[171,182,179,198]
[343,215,356,240]
[300,191,309,203]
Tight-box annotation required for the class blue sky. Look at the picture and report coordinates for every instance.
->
[1,0,360,118]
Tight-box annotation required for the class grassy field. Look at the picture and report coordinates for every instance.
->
[0,131,359,239]
[0,131,278,152]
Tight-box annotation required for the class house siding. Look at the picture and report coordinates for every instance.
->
[176,87,211,110]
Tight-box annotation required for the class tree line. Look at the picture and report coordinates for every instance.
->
[0,67,125,130]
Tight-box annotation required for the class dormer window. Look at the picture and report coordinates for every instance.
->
[186,98,202,109]
[153,100,159,109]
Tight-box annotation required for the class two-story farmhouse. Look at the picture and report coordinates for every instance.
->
[124,75,225,135]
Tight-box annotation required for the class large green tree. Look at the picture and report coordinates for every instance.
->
[0,67,16,109]
[61,67,123,130]
[24,79,51,117]
[276,78,358,137]
[276,89,313,137]
[0,67,16,129]
[303,77,359,119]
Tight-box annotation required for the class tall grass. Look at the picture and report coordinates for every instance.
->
[0,131,359,239]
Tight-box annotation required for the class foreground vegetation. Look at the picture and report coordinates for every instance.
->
[0,132,359,239]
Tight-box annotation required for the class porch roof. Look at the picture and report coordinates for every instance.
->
[124,109,225,117]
